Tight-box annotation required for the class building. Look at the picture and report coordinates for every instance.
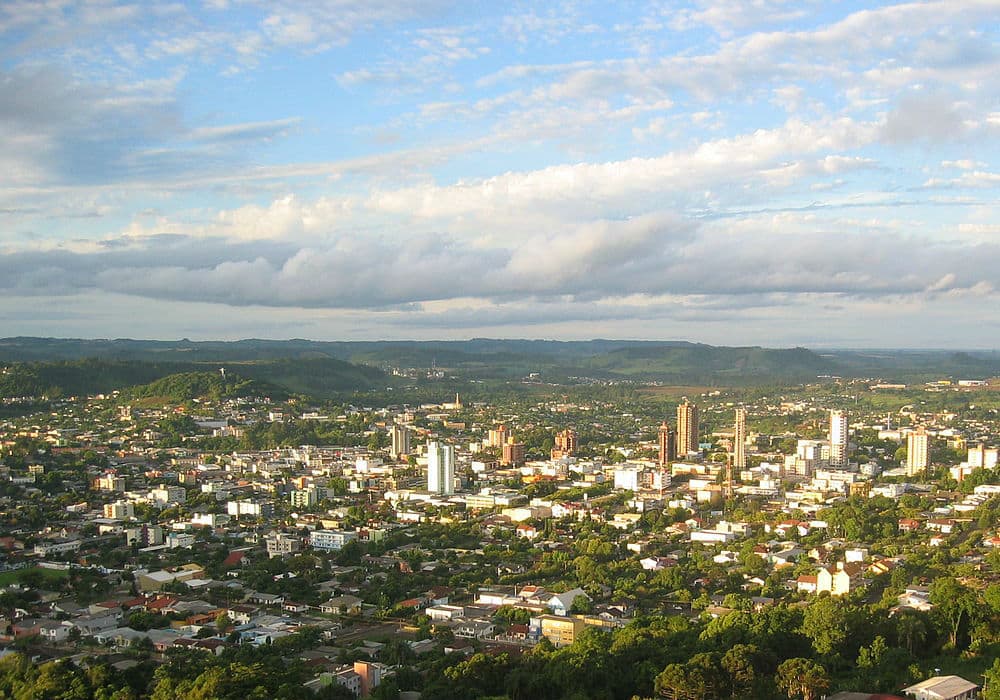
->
[353,660,383,697]
[551,429,578,459]
[103,501,134,519]
[487,425,510,449]
[266,532,302,558]
[613,467,641,491]
[816,561,864,596]
[676,401,699,459]
[390,423,411,459]
[427,441,455,495]
[967,443,998,469]
[290,488,319,509]
[906,428,929,476]
[150,485,186,505]
[658,422,675,466]
[537,615,586,647]
[310,529,359,551]
[125,524,164,547]
[227,500,273,519]
[829,410,848,468]
[733,408,747,469]
[902,675,979,700]
[96,474,126,492]
[501,441,526,467]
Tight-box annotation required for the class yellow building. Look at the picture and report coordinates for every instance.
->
[538,615,585,647]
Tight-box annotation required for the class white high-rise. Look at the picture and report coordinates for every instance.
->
[733,408,747,469]
[906,428,929,476]
[829,410,848,468]
[426,441,455,495]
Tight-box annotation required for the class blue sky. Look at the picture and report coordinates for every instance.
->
[1,0,998,347]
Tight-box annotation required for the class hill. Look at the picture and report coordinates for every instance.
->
[0,338,997,388]
[0,357,386,400]
[128,371,284,401]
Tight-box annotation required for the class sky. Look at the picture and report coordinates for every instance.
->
[1,0,998,348]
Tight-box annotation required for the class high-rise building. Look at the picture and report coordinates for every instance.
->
[426,441,455,495]
[733,408,747,469]
[551,429,578,459]
[502,441,526,467]
[676,400,699,459]
[906,428,929,476]
[487,425,510,449]
[390,423,411,459]
[829,410,848,468]
[658,422,675,466]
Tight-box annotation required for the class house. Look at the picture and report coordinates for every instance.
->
[10,619,41,638]
[546,588,590,616]
[868,558,898,576]
[770,547,805,568]
[426,605,465,621]
[926,519,956,534]
[282,601,310,614]
[36,620,73,643]
[71,612,121,637]
[226,604,259,625]
[516,523,539,539]
[453,619,496,639]
[640,557,676,571]
[902,675,980,700]
[894,586,933,612]
[319,595,363,616]
[898,518,922,533]
[796,575,818,594]
[246,592,284,606]
[816,562,864,596]
[425,586,452,606]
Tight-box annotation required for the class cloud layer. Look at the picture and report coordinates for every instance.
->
[0,1,998,346]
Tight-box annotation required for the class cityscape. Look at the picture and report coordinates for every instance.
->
[2,0,1000,698]
[0,341,996,699]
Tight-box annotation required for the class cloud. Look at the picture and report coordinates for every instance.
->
[880,94,970,143]
[0,208,996,318]
[0,64,304,188]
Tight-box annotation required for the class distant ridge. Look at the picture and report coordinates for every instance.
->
[0,338,996,390]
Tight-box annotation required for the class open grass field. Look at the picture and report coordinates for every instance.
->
[0,566,69,587]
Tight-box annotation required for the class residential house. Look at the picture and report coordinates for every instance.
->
[902,675,980,700]
[319,595,363,616]
[546,588,590,616]
[816,562,865,596]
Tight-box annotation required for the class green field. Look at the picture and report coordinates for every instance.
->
[0,566,69,587]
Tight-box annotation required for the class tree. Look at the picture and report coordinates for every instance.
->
[654,653,726,700]
[215,611,232,633]
[721,643,769,697]
[775,658,829,700]
[983,657,1000,700]
[929,577,978,649]
[893,609,928,657]
[800,595,861,658]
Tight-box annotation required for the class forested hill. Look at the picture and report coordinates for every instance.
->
[0,357,386,400]
[128,372,283,401]
[0,360,194,399]
[0,338,997,386]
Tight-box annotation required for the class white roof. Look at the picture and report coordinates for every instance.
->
[903,675,979,698]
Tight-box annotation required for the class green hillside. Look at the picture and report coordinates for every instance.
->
[129,371,284,401]
[0,357,386,400]
[0,359,192,398]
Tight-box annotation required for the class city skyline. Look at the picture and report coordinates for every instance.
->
[1,2,999,346]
